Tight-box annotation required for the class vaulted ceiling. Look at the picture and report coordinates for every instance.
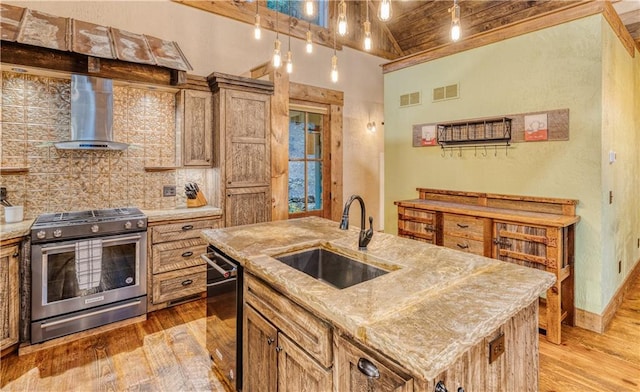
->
[177,0,639,64]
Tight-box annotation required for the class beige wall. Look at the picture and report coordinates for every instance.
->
[7,0,386,228]
[383,15,640,315]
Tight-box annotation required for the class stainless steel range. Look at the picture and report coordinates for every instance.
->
[30,207,147,344]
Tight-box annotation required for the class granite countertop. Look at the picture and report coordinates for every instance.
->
[0,206,223,241]
[201,216,555,381]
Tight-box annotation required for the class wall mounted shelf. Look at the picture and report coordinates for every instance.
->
[437,117,512,147]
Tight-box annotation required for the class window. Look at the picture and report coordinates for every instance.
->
[266,0,328,28]
[288,107,329,215]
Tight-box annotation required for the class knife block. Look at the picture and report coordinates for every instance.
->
[187,190,207,208]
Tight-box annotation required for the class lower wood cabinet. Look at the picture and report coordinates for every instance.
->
[244,305,332,392]
[148,216,221,311]
[0,243,20,355]
[397,206,438,244]
[336,335,414,392]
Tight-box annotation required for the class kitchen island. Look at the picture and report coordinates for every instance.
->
[201,217,555,391]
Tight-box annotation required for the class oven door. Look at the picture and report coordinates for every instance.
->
[31,232,147,322]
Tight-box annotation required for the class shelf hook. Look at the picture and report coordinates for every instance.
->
[494,145,498,157]
[441,148,445,158]
[482,146,487,157]
[458,147,462,157]
[474,146,477,157]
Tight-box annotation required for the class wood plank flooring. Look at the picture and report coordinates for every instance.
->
[1,273,638,391]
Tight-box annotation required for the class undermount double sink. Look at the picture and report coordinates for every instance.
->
[274,247,390,289]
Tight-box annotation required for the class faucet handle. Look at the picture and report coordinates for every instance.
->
[369,216,374,231]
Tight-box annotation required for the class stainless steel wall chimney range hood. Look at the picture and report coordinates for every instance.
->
[55,75,128,150]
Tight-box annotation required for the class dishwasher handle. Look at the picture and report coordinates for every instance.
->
[201,252,237,278]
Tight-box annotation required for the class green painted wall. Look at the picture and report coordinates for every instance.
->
[384,15,639,315]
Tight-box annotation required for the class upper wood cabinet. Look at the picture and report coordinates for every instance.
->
[0,243,20,355]
[208,72,274,227]
[178,89,213,167]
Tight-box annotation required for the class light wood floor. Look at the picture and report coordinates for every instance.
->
[2,274,639,392]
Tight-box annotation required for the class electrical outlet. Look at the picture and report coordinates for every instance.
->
[163,185,176,197]
[618,260,622,274]
[488,333,505,364]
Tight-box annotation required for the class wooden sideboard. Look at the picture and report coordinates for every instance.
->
[395,188,579,344]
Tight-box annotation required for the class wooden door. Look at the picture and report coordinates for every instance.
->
[336,335,413,392]
[243,305,278,392]
[181,90,213,167]
[277,333,332,392]
[0,244,19,353]
[225,90,271,188]
[226,186,271,227]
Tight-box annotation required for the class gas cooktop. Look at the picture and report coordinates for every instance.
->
[31,207,147,243]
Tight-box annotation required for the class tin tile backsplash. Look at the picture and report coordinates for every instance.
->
[1,71,213,219]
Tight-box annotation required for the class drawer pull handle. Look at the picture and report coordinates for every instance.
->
[181,279,193,286]
[456,223,469,228]
[357,358,380,379]
[182,251,194,258]
[182,225,194,231]
[457,243,469,249]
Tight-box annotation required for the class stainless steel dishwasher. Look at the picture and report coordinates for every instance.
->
[201,246,243,391]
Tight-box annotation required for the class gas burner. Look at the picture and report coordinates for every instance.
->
[31,207,147,243]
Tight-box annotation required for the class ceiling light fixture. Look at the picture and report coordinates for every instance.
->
[378,0,392,22]
[450,0,461,42]
[304,0,314,17]
[273,4,281,68]
[254,0,261,39]
[306,22,313,53]
[364,0,372,51]
[337,0,348,36]
[286,2,293,74]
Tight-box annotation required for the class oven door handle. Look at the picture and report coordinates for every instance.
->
[101,234,143,244]
[41,234,143,253]
[39,300,142,329]
[201,253,237,278]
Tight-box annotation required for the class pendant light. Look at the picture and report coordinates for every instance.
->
[363,0,372,51]
[337,0,348,36]
[286,2,293,74]
[450,0,461,42]
[304,0,314,17]
[272,3,281,68]
[306,22,313,53]
[254,0,261,39]
[378,0,392,22]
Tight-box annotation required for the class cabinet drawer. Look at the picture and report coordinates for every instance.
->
[337,335,413,392]
[443,236,486,256]
[245,274,332,368]
[398,207,436,224]
[152,238,207,274]
[152,265,206,304]
[151,219,219,244]
[443,213,487,240]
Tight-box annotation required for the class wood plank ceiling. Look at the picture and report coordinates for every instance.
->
[176,0,640,61]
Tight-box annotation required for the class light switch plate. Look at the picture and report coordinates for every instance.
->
[163,185,176,197]
[489,333,505,364]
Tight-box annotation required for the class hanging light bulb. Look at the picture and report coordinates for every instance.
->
[306,27,313,54]
[378,0,392,22]
[331,53,338,83]
[450,0,461,42]
[363,0,372,51]
[337,0,348,36]
[286,51,293,73]
[304,0,314,16]
[273,39,282,68]
[254,0,261,39]
[254,14,261,39]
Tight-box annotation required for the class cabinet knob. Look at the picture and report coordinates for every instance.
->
[13,252,19,258]
[267,337,275,345]
[275,346,283,353]
[357,358,380,379]
[435,381,448,392]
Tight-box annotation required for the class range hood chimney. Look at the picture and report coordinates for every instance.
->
[55,75,128,150]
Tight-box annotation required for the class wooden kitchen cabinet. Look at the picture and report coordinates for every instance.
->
[244,273,333,392]
[208,72,274,227]
[148,216,221,311]
[178,89,213,167]
[395,188,579,344]
[336,335,414,392]
[0,243,20,356]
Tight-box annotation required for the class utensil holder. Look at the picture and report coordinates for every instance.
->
[187,190,207,208]
[4,205,24,223]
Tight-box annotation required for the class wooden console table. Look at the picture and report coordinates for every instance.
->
[395,188,579,344]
